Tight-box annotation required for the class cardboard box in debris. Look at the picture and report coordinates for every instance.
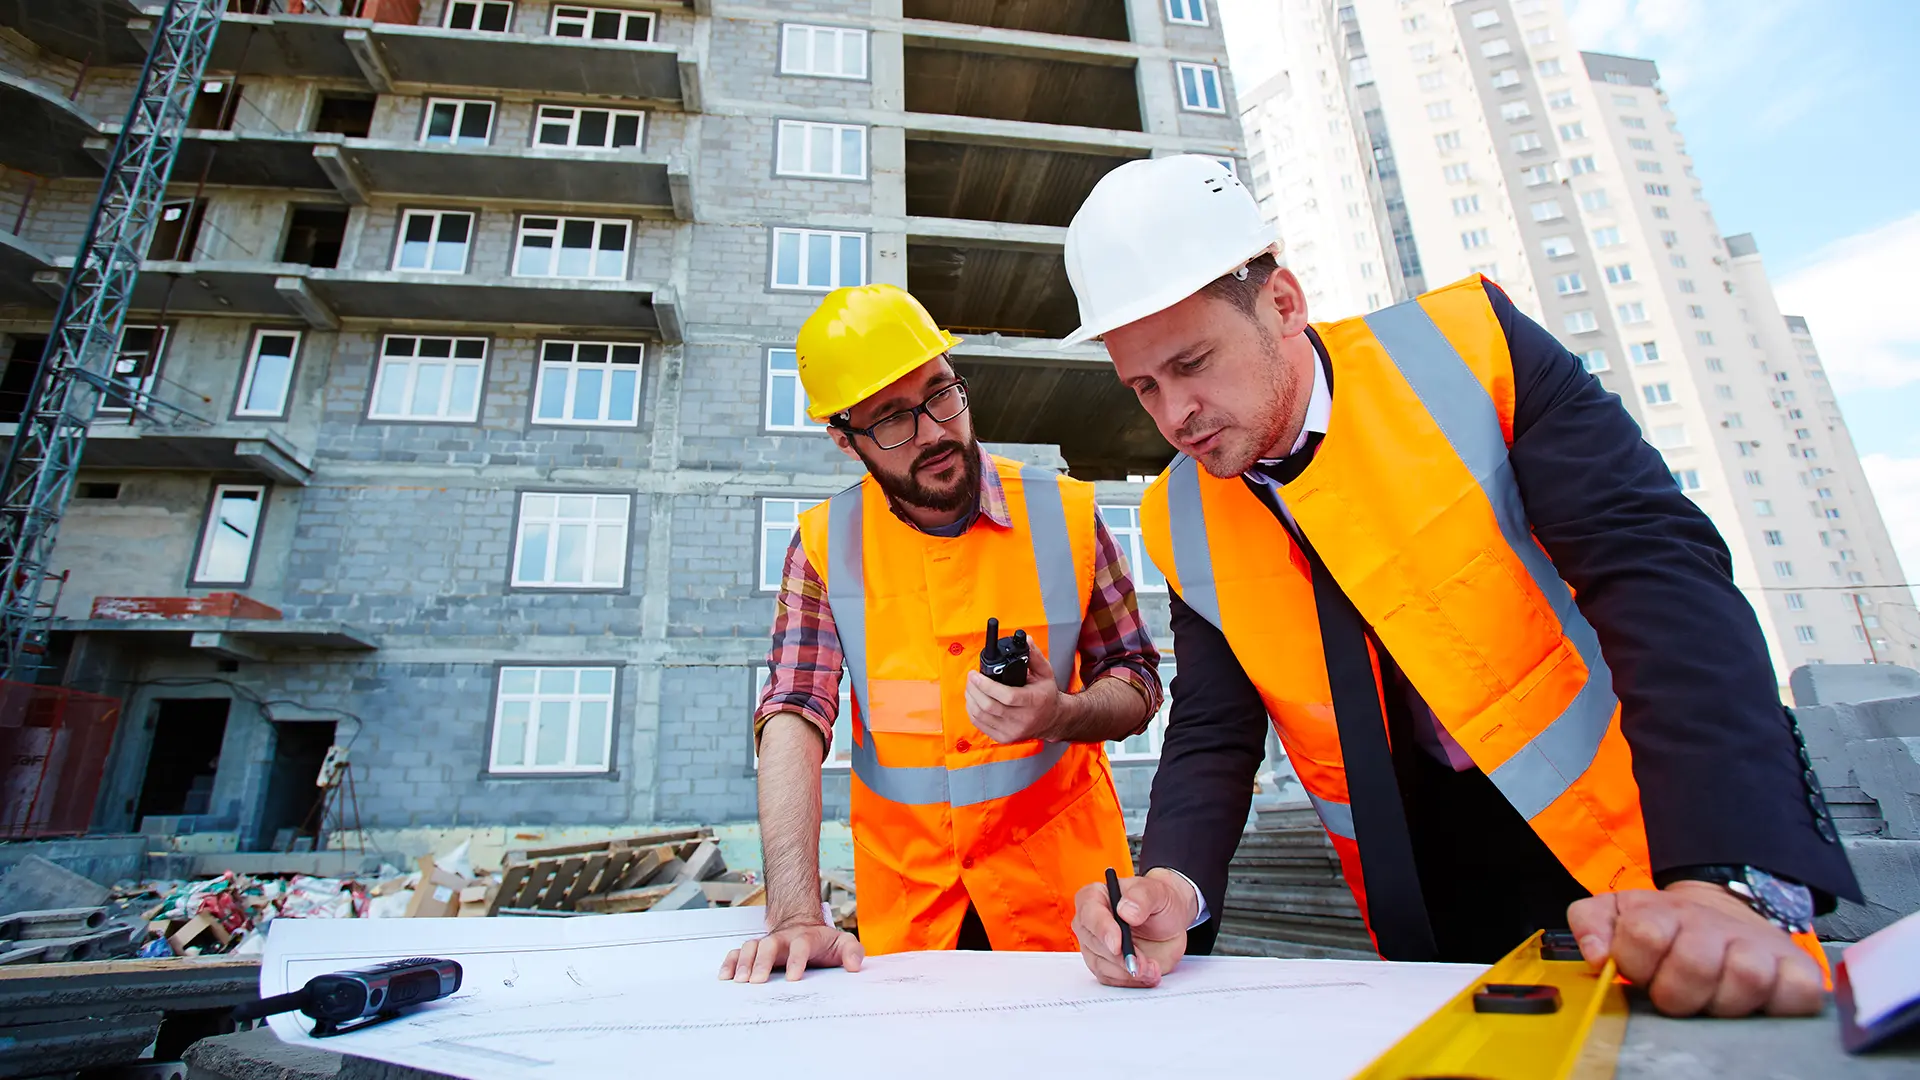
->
[0,829,856,966]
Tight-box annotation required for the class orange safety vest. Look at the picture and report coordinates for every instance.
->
[1143,276,1830,976]
[798,453,1134,955]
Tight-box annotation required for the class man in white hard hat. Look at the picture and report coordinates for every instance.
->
[1063,155,1858,1018]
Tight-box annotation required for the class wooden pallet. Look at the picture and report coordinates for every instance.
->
[486,836,698,915]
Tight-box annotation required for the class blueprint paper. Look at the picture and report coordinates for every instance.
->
[262,908,1483,1080]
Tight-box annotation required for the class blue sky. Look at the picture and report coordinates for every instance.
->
[1220,0,1920,584]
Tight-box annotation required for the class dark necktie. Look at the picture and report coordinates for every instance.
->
[1247,431,1439,962]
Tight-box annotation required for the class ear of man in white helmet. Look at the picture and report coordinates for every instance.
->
[1104,258,1320,482]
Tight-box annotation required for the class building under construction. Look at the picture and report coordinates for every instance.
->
[0,0,1246,848]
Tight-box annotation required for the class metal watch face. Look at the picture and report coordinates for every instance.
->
[1740,867,1815,934]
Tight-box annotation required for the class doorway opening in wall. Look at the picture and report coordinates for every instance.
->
[255,720,335,852]
[312,92,376,137]
[148,199,207,262]
[186,79,241,130]
[0,335,47,425]
[133,698,230,826]
[281,206,348,268]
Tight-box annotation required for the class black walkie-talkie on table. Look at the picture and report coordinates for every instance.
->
[978,617,1030,687]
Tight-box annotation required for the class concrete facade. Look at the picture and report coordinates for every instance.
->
[0,0,1252,851]
[1237,0,1918,689]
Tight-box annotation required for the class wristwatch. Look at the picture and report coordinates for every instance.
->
[1657,865,1815,935]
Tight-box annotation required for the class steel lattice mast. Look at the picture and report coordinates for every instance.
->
[0,0,226,679]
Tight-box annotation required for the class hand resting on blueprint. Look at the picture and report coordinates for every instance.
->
[1071,868,1197,988]
[719,918,864,984]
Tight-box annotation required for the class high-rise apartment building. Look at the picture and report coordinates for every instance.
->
[0,0,1246,848]
[1240,0,1917,682]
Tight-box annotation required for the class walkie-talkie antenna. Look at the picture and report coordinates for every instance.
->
[985,617,1000,658]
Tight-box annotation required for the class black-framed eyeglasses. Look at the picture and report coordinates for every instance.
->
[836,378,969,451]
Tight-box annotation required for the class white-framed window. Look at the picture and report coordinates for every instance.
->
[1763,529,1785,545]
[393,209,473,274]
[1745,469,1763,485]
[1592,226,1623,247]
[1568,155,1598,175]
[1687,303,1708,319]
[445,0,513,33]
[1579,190,1609,212]
[1490,68,1521,89]
[1401,15,1426,31]
[1579,349,1609,373]
[1671,469,1701,492]
[1629,137,1657,151]
[1520,164,1554,186]
[781,23,867,79]
[1499,101,1532,122]
[99,324,167,416]
[1530,199,1564,221]
[1098,505,1166,593]
[1418,72,1446,92]
[1165,0,1207,25]
[1470,9,1501,28]
[550,5,654,41]
[534,105,645,151]
[512,492,630,588]
[775,119,866,180]
[1409,42,1437,62]
[1604,262,1633,284]
[490,666,616,774]
[1629,341,1659,365]
[1176,62,1225,112]
[1451,195,1481,215]
[1481,38,1513,58]
[514,216,630,279]
[1435,130,1463,151]
[759,498,807,591]
[1510,132,1543,152]
[1696,330,1715,345]
[1562,310,1598,334]
[1443,163,1472,182]
[1553,272,1585,295]
[1541,235,1574,258]
[1637,159,1664,174]
[1645,182,1671,196]
[1547,90,1575,109]
[1426,101,1454,120]
[1557,122,1585,141]
[422,98,494,145]
[1755,499,1776,516]
[1536,57,1564,76]
[765,347,823,432]
[370,334,487,422]
[193,483,266,584]
[770,228,865,291]
[534,340,644,427]
[1785,592,1805,610]
[1727,412,1745,429]
[1773,560,1794,578]
[1108,659,1175,760]
[1641,382,1672,405]
[1621,115,1647,130]
[1617,302,1649,324]
[1461,228,1491,249]
[1651,423,1688,449]
[234,329,301,418]
[1794,625,1817,644]
[1526,26,1555,45]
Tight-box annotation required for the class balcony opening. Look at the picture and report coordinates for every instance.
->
[312,91,377,137]
[906,140,1138,226]
[148,198,207,261]
[909,243,1080,340]
[903,0,1130,40]
[0,335,47,426]
[281,206,348,268]
[186,79,241,130]
[904,48,1141,131]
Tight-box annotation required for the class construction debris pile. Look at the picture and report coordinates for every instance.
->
[0,828,856,970]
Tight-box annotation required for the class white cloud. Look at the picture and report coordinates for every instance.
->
[1776,212,1920,391]
[1861,454,1920,605]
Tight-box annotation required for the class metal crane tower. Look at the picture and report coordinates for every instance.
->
[0,0,226,680]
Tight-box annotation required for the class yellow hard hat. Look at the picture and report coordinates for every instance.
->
[796,284,963,421]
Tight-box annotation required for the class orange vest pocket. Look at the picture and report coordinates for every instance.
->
[867,679,945,735]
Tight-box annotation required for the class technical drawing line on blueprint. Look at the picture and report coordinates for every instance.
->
[262,908,1484,1080]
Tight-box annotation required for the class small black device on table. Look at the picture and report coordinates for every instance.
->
[978,618,1030,687]
[232,957,463,1037]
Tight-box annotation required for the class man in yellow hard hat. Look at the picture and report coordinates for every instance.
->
[719,283,1163,983]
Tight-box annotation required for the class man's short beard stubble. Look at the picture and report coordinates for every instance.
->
[1185,319,1299,480]
[856,434,982,514]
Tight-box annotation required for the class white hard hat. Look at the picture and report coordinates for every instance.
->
[1061,155,1279,346]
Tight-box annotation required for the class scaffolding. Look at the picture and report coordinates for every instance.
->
[0,0,226,680]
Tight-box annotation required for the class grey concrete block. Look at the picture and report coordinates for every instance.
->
[0,855,110,917]
[1792,663,1920,707]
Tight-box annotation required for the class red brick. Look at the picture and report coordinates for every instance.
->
[90,592,283,621]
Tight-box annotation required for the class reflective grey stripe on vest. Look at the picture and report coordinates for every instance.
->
[1307,790,1356,841]
[1363,299,1620,821]
[825,473,1078,808]
[1162,300,1621,825]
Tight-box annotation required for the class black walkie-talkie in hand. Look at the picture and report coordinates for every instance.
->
[978,617,1030,687]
